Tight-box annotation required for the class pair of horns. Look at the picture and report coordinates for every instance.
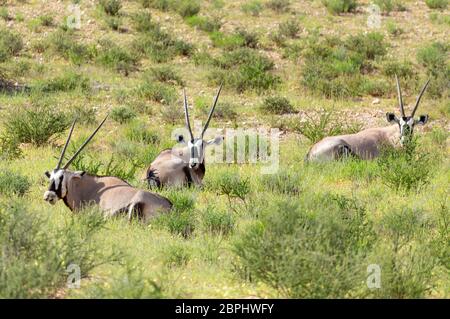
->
[183,84,223,141]
[395,75,430,118]
[56,115,109,170]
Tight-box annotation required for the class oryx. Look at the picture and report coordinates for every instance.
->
[145,85,224,187]
[306,76,431,162]
[43,116,172,222]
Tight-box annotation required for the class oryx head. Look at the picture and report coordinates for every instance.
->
[176,85,224,169]
[386,75,430,145]
[43,115,108,205]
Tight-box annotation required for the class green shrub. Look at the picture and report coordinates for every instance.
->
[164,243,191,267]
[374,0,406,14]
[233,195,375,298]
[425,0,448,9]
[0,133,22,160]
[154,191,196,238]
[201,205,235,236]
[96,39,138,74]
[105,16,122,31]
[301,33,387,97]
[266,0,290,12]
[211,172,251,203]
[369,207,438,298]
[147,65,184,86]
[0,202,117,298]
[0,27,23,62]
[33,71,90,93]
[0,170,30,196]
[196,98,238,121]
[174,0,201,17]
[70,105,97,126]
[0,7,10,21]
[382,60,415,79]
[260,96,295,114]
[259,169,301,195]
[277,18,300,40]
[208,48,280,93]
[185,15,221,32]
[48,30,94,65]
[131,11,154,32]
[111,106,137,124]
[124,121,160,145]
[140,0,170,10]
[294,111,362,143]
[376,139,435,193]
[416,42,449,97]
[99,0,122,16]
[386,20,403,36]
[136,80,176,105]
[241,0,263,16]
[3,103,70,146]
[133,24,193,63]
[322,0,357,14]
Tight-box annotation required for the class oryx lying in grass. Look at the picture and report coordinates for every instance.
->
[43,116,172,222]
[146,86,224,187]
[306,76,430,162]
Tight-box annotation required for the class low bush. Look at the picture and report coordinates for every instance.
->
[260,96,295,115]
[376,139,435,193]
[266,0,290,12]
[136,79,176,105]
[164,243,191,267]
[131,11,154,32]
[33,71,90,93]
[0,201,117,298]
[185,15,221,32]
[241,0,263,16]
[322,0,358,14]
[111,106,137,124]
[3,102,70,146]
[96,39,139,74]
[233,194,375,298]
[146,65,184,86]
[0,27,23,62]
[99,0,122,16]
[0,170,30,196]
[133,24,193,63]
[294,110,362,143]
[208,48,280,93]
[48,30,95,65]
[201,205,235,236]
[425,0,448,9]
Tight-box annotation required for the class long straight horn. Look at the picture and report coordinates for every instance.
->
[63,114,109,169]
[183,88,194,141]
[395,74,405,117]
[56,118,77,169]
[201,84,223,138]
[411,79,430,117]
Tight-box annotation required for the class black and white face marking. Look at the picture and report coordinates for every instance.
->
[43,169,66,205]
[386,113,429,144]
[177,134,223,168]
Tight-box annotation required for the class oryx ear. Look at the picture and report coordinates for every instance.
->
[176,133,186,144]
[207,136,223,146]
[386,112,399,123]
[415,115,428,125]
[73,171,86,179]
[45,171,51,178]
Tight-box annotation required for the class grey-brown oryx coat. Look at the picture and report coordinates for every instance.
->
[43,116,172,222]
[306,76,430,162]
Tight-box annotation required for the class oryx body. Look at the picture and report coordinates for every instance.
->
[146,86,223,188]
[306,77,430,162]
[44,116,172,222]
